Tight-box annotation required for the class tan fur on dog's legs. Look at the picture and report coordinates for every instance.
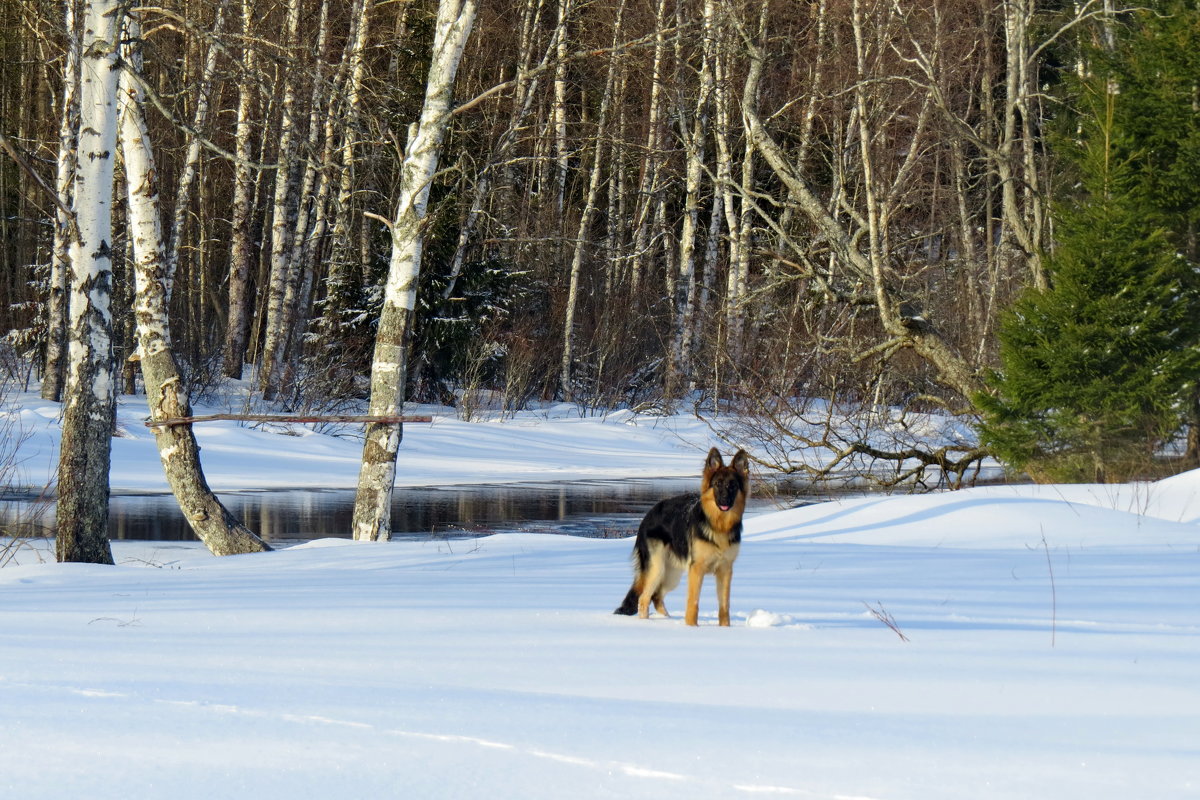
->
[637,558,666,619]
[715,562,733,627]
[685,561,706,626]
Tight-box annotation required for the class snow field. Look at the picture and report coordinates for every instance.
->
[3,484,1198,799]
[2,390,1198,797]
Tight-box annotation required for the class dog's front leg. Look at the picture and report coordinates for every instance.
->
[685,562,705,626]
[715,563,733,627]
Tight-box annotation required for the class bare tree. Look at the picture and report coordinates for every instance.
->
[740,0,984,403]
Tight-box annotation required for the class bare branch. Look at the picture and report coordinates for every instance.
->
[452,25,688,117]
[0,132,77,239]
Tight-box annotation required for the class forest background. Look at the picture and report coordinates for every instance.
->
[2,0,1200,497]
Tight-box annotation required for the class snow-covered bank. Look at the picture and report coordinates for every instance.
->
[3,391,716,493]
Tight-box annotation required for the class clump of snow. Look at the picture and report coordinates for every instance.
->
[744,608,806,628]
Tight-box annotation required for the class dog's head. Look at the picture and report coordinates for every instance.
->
[702,448,750,513]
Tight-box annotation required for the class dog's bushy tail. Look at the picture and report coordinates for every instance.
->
[614,586,639,615]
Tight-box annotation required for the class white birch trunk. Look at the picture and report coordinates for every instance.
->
[711,4,753,356]
[351,0,477,542]
[118,17,271,556]
[560,0,624,399]
[56,0,119,564]
[223,0,256,379]
[668,1,714,400]
[166,1,226,285]
[629,0,669,293]
[274,0,332,390]
[43,0,80,402]
[321,0,371,335]
[999,0,1044,288]
[552,0,571,220]
[258,0,303,397]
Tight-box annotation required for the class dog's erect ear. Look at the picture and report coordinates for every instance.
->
[731,449,750,477]
[704,447,724,472]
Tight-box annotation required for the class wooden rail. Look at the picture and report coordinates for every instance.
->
[144,414,434,428]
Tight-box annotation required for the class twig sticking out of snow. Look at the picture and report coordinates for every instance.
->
[863,601,910,642]
[1041,532,1057,648]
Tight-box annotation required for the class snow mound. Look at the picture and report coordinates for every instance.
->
[746,482,1200,549]
[287,538,359,550]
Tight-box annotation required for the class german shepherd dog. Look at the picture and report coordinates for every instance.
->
[614,448,750,626]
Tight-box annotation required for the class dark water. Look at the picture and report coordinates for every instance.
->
[0,479,809,545]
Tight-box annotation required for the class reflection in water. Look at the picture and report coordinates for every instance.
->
[4,479,774,544]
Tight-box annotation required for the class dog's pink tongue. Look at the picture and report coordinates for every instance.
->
[719,504,731,511]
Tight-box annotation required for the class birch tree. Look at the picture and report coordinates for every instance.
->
[712,0,756,358]
[166,0,227,282]
[222,0,257,379]
[666,0,714,402]
[560,0,624,399]
[323,0,372,311]
[351,0,478,542]
[628,0,670,293]
[119,16,271,556]
[997,0,1046,289]
[41,0,80,402]
[56,0,120,564]
[258,0,303,398]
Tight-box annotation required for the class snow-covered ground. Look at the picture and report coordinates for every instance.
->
[3,392,715,492]
[1,389,1198,798]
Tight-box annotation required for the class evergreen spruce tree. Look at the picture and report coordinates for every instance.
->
[1108,0,1200,458]
[976,82,1200,483]
[1108,0,1200,260]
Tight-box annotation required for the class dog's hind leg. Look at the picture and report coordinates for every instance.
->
[653,560,681,617]
[652,592,669,617]
[637,548,668,619]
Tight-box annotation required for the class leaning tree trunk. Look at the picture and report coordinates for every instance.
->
[351,0,477,542]
[56,0,119,565]
[119,20,271,556]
